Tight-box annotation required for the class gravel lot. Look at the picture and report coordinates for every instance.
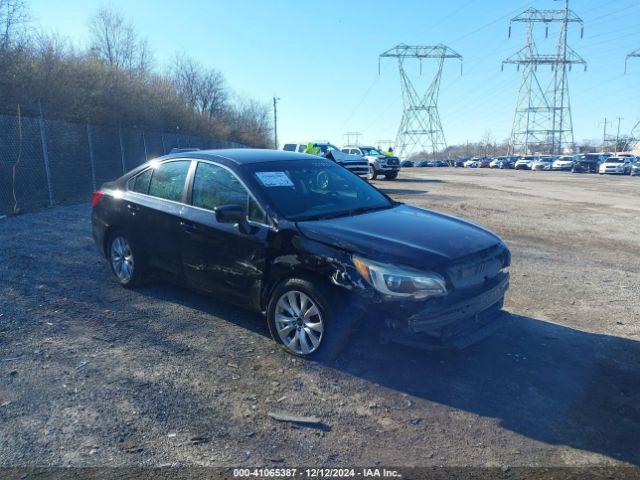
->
[1,168,639,469]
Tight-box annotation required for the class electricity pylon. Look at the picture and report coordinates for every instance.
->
[379,44,462,159]
[625,49,640,150]
[503,1,586,155]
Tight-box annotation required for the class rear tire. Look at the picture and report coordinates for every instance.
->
[267,277,353,361]
[107,230,145,288]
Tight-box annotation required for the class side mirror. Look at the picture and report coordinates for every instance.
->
[214,204,245,224]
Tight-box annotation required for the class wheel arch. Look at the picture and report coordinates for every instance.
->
[261,265,335,313]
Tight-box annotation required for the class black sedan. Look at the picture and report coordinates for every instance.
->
[92,149,510,360]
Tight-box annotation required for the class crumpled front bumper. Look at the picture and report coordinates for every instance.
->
[378,273,509,350]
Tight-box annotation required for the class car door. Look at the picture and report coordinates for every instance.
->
[179,161,270,309]
[130,159,192,276]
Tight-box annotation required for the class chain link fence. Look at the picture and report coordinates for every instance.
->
[0,113,249,215]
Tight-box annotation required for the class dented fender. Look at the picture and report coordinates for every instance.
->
[261,227,369,310]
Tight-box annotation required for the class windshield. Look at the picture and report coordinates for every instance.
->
[606,158,623,163]
[248,159,393,221]
[360,147,382,156]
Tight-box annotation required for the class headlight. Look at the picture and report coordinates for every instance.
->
[352,256,447,299]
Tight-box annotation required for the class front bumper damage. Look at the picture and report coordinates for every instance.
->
[376,272,509,350]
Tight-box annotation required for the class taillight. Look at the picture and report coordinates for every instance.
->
[92,191,105,206]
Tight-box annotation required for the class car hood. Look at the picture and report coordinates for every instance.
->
[296,205,505,270]
[326,150,365,163]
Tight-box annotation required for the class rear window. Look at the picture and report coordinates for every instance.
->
[148,160,190,202]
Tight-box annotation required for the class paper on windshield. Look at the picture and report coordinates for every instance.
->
[255,171,294,187]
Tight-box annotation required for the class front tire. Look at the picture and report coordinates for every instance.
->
[267,277,352,361]
[367,167,378,181]
[107,231,144,287]
[385,172,398,180]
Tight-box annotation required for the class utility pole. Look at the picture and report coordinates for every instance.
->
[599,117,610,152]
[615,116,623,154]
[273,96,280,150]
[503,1,586,155]
[379,44,462,159]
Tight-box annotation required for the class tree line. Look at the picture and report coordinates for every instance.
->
[0,0,272,147]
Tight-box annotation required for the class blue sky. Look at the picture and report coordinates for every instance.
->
[30,0,640,147]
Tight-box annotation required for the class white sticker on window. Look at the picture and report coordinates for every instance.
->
[255,171,294,187]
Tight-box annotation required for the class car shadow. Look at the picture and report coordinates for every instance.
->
[136,280,271,339]
[335,313,640,466]
[123,281,640,466]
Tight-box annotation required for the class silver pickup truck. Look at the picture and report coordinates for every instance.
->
[281,142,370,179]
[341,145,401,180]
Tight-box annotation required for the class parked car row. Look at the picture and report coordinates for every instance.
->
[288,142,640,180]
[408,152,640,176]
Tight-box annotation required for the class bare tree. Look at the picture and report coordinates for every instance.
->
[0,3,269,147]
[171,53,200,109]
[171,53,228,119]
[88,6,152,75]
[0,0,28,49]
[198,69,227,120]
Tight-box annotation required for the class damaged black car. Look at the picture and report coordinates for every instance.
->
[92,149,510,360]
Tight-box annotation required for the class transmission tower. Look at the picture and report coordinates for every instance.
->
[625,49,640,150]
[344,131,362,146]
[625,48,640,74]
[503,1,586,155]
[379,44,462,159]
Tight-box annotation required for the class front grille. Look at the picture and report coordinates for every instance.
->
[447,246,507,290]
[387,158,400,166]
[343,162,370,176]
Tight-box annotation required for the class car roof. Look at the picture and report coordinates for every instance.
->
[161,148,316,165]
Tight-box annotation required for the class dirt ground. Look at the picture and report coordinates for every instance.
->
[1,168,639,469]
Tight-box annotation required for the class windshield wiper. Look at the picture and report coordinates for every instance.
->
[292,204,395,222]
[347,204,394,216]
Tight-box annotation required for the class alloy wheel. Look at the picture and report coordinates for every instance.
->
[110,236,134,282]
[275,290,324,355]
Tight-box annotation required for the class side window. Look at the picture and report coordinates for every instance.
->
[193,162,247,211]
[148,160,190,202]
[192,162,267,223]
[297,145,306,153]
[283,144,296,152]
[248,196,267,224]
[131,169,152,194]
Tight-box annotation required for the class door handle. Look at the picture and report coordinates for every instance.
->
[180,221,202,234]
[127,203,140,213]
